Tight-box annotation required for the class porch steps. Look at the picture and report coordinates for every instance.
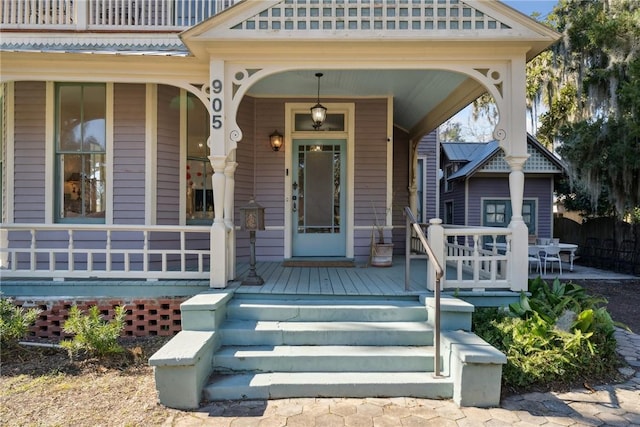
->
[203,295,454,401]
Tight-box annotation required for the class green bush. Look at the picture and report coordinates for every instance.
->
[0,297,41,345]
[473,277,618,389]
[61,305,127,358]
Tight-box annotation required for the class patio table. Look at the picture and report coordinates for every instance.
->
[530,243,579,271]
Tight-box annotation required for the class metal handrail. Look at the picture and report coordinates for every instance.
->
[404,207,444,378]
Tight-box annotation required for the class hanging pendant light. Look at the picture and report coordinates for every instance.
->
[310,72,327,130]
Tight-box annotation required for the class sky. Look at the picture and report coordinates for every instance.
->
[446,1,559,141]
[503,1,558,19]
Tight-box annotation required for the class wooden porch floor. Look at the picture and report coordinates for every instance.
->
[233,257,430,296]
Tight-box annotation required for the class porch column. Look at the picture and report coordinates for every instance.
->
[209,155,228,288]
[504,54,529,292]
[224,160,238,281]
[506,156,529,292]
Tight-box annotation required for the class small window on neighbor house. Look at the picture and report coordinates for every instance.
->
[55,83,106,223]
[483,199,536,234]
[444,164,454,192]
[444,201,454,224]
[186,93,213,224]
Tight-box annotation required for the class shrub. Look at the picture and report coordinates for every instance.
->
[61,305,126,358]
[473,277,618,389]
[0,297,41,345]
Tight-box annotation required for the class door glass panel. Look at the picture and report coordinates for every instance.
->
[296,144,341,234]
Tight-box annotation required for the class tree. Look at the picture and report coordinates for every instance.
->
[533,0,640,218]
[439,121,466,142]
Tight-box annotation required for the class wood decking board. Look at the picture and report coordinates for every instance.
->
[233,259,427,296]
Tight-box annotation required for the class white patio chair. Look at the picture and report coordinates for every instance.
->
[543,245,562,275]
[528,246,542,274]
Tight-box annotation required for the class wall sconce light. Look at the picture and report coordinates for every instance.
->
[310,72,327,130]
[269,129,283,152]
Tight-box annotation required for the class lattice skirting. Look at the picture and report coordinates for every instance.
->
[14,297,186,339]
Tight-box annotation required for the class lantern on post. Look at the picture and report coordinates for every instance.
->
[240,197,265,286]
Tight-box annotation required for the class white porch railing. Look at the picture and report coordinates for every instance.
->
[0,223,211,280]
[0,0,238,31]
[424,220,513,291]
[442,225,511,289]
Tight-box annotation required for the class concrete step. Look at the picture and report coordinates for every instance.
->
[226,297,427,322]
[213,345,436,373]
[219,320,434,346]
[204,372,454,401]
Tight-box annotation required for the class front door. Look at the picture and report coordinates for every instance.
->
[291,139,346,257]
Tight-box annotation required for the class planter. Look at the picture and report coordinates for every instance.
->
[371,243,394,267]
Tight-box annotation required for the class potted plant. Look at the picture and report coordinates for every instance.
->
[370,204,394,267]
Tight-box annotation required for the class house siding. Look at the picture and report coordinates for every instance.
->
[234,97,389,262]
[417,131,438,221]
[113,83,146,225]
[353,99,389,260]
[467,176,553,237]
[13,81,46,224]
[156,84,181,225]
[392,126,409,253]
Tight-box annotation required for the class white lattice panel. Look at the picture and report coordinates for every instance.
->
[231,0,512,32]
[481,142,561,173]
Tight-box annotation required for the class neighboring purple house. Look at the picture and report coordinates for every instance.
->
[440,134,566,240]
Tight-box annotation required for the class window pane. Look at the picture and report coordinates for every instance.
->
[58,85,82,151]
[57,84,106,222]
[60,153,106,218]
[83,86,106,151]
[187,94,208,158]
[187,159,214,220]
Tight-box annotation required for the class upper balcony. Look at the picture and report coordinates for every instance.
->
[1,0,238,32]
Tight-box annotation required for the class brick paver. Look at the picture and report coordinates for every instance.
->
[162,328,640,426]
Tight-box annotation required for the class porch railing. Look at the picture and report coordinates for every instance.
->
[0,0,238,31]
[404,207,443,378]
[442,225,511,289]
[0,223,211,280]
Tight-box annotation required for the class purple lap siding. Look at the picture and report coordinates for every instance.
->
[156,85,180,225]
[113,83,146,225]
[467,176,554,237]
[13,82,46,224]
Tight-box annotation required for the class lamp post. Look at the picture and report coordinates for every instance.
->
[240,198,265,286]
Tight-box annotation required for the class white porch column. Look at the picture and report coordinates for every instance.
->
[506,156,529,292]
[209,155,228,288]
[224,160,238,281]
[208,59,230,288]
[504,54,529,293]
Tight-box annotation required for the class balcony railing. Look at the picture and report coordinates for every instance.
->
[0,224,211,280]
[1,0,238,31]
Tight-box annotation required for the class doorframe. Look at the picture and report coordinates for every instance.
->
[284,102,355,259]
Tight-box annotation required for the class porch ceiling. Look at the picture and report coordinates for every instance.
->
[247,69,469,133]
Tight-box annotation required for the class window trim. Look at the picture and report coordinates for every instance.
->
[54,82,108,224]
[481,197,537,234]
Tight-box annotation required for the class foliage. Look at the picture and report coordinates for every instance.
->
[61,305,127,358]
[533,0,640,218]
[438,121,466,142]
[473,278,618,388]
[0,298,41,345]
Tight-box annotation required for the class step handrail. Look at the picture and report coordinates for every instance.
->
[404,207,444,378]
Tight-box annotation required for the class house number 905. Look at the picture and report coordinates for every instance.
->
[211,79,223,129]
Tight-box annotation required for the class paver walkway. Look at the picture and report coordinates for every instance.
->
[162,328,640,426]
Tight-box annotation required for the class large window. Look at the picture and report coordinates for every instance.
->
[56,84,106,222]
[416,157,425,222]
[483,199,536,235]
[186,93,213,223]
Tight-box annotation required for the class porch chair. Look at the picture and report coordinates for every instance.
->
[528,245,542,274]
[543,245,562,275]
